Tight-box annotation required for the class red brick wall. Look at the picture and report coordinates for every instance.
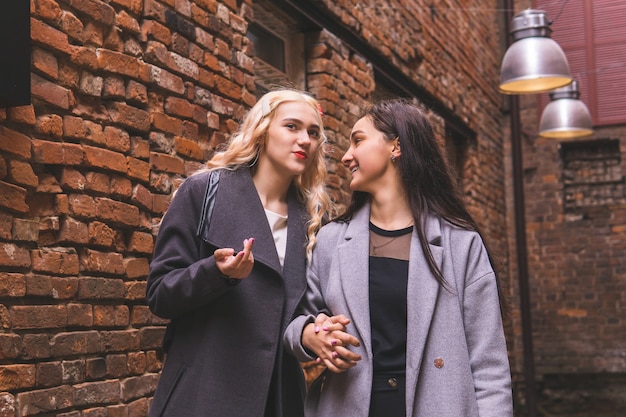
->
[0,1,509,415]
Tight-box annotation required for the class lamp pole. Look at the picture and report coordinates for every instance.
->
[504,1,538,416]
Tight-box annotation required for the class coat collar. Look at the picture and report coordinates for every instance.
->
[205,168,308,278]
[336,202,443,403]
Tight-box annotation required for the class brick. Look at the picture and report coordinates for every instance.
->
[0,333,21,360]
[165,96,193,118]
[121,374,156,401]
[0,125,32,158]
[67,303,93,327]
[61,10,87,43]
[116,10,141,34]
[31,248,79,275]
[84,145,127,173]
[95,197,139,226]
[36,361,63,387]
[70,0,116,24]
[127,231,153,255]
[37,174,63,193]
[151,112,184,136]
[148,65,185,94]
[131,184,153,211]
[79,72,104,96]
[101,330,139,352]
[11,305,66,330]
[24,274,52,297]
[17,385,73,415]
[93,305,129,327]
[31,73,72,110]
[32,140,84,165]
[86,357,107,380]
[96,49,141,78]
[80,249,125,275]
[7,160,38,188]
[124,257,149,280]
[78,277,125,300]
[0,365,36,391]
[68,194,96,218]
[8,106,37,125]
[138,327,165,350]
[130,137,150,159]
[0,392,16,417]
[30,17,73,55]
[149,152,184,174]
[126,281,146,300]
[106,354,128,378]
[61,360,85,385]
[58,217,89,244]
[21,334,51,360]
[60,168,87,191]
[86,171,112,194]
[50,331,100,357]
[88,221,117,247]
[214,74,242,101]
[0,305,8,329]
[0,273,26,297]
[0,213,11,240]
[111,0,143,13]
[0,243,31,268]
[103,76,126,98]
[12,218,40,242]
[152,193,171,214]
[107,102,151,132]
[111,175,133,198]
[124,80,148,106]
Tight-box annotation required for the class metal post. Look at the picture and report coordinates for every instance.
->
[504,1,538,416]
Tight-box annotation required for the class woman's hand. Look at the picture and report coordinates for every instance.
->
[302,313,362,373]
[214,238,255,279]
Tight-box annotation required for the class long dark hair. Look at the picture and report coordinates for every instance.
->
[338,99,503,303]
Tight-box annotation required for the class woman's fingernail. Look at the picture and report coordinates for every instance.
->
[249,238,255,244]
[316,357,321,363]
[332,352,338,358]
[322,326,328,331]
[314,326,320,333]
[331,340,337,346]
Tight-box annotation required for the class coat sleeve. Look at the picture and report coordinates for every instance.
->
[283,225,337,362]
[146,174,236,320]
[459,233,514,417]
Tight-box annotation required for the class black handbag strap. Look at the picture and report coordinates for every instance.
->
[196,169,220,240]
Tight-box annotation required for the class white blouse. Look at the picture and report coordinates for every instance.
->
[264,208,288,268]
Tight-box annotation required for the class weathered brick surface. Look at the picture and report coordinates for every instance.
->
[1,1,517,415]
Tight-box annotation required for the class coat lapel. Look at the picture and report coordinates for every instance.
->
[405,215,443,412]
[206,168,283,276]
[337,205,373,358]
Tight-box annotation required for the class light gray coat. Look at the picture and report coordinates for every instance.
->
[284,203,513,417]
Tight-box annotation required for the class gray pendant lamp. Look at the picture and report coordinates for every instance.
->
[500,9,573,94]
[539,80,593,139]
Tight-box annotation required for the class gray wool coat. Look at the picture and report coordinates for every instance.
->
[147,168,308,417]
[284,203,513,417]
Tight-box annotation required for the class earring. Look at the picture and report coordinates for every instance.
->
[391,154,396,162]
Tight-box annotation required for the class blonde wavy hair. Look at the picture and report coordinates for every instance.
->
[199,89,335,256]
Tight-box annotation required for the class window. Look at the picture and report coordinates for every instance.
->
[249,0,307,96]
[535,0,626,125]
[561,139,623,211]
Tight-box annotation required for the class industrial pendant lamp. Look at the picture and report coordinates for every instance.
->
[500,9,573,94]
[539,80,593,139]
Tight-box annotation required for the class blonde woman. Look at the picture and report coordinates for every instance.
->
[147,90,333,417]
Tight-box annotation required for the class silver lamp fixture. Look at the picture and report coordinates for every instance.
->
[500,9,573,94]
[539,80,593,139]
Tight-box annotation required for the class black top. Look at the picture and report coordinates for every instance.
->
[368,222,413,374]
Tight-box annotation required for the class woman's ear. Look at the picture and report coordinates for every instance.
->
[391,138,401,160]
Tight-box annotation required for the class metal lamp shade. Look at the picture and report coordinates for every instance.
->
[539,81,593,139]
[499,9,572,94]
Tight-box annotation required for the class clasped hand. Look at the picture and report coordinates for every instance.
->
[303,313,362,373]
[214,238,255,279]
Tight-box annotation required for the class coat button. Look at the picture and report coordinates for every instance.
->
[387,377,398,388]
[434,357,444,368]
